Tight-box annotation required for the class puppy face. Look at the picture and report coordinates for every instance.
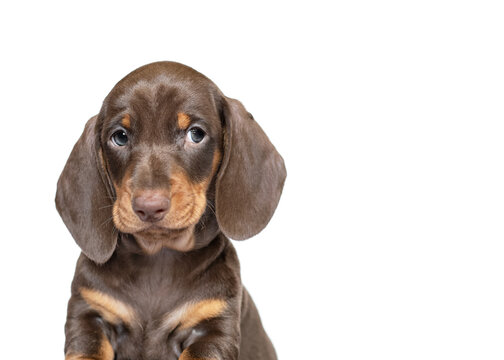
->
[56,61,286,264]
[99,66,222,253]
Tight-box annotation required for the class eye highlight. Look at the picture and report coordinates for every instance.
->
[111,130,129,146]
[187,127,206,144]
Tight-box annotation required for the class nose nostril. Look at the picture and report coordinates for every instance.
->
[132,192,170,223]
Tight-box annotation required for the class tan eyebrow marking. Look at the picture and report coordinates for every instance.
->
[121,114,131,128]
[80,287,137,326]
[160,298,227,332]
[177,112,191,130]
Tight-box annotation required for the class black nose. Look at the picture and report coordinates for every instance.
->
[132,191,170,223]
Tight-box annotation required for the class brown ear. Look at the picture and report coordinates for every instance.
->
[216,97,286,240]
[55,116,117,264]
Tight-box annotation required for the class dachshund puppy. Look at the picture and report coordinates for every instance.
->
[56,61,286,360]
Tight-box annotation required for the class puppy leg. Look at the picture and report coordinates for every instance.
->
[179,334,238,360]
[178,314,240,360]
[64,297,114,360]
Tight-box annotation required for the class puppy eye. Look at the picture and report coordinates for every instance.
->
[111,130,128,146]
[187,127,206,143]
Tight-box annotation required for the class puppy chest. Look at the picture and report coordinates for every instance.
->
[80,287,227,358]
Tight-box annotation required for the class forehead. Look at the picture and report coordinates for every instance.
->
[109,74,219,122]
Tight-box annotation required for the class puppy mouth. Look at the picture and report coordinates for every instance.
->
[136,224,189,236]
[113,210,196,253]
[113,201,195,232]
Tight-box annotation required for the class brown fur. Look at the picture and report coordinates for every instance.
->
[56,61,286,360]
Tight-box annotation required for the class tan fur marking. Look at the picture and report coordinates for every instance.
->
[159,149,221,230]
[98,334,114,360]
[112,150,223,253]
[80,287,136,326]
[65,355,89,360]
[184,150,222,225]
[162,170,199,228]
[161,299,227,334]
[112,169,139,233]
[121,114,131,128]
[65,334,114,360]
[114,150,222,233]
[179,348,217,360]
[177,112,191,130]
[211,150,222,176]
[112,167,197,253]
[180,298,227,329]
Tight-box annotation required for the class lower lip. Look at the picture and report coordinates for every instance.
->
[144,225,187,233]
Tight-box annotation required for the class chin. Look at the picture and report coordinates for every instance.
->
[132,225,196,254]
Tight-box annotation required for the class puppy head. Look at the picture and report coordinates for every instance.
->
[56,62,286,263]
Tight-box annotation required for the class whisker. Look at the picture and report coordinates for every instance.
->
[206,200,217,217]
[99,216,114,228]
[199,213,207,231]
[111,226,119,238]
[98,204,115,210]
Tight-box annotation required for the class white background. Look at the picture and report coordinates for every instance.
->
[1,1,503,359]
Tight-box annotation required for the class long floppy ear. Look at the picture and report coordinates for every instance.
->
[55,115,117,264]
[216,97,287,240]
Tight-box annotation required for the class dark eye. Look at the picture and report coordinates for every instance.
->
[111,130,128,146]
[187,127,206,143]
